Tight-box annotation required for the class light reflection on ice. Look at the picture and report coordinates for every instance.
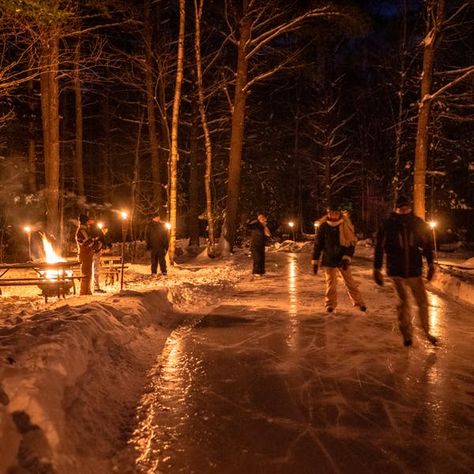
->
[286,255,299,349]
[427,292,445,341]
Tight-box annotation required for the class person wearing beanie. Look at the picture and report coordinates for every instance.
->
[145,214,169,276]
[75,214,95,295]
[312,204,366,313]
[373,195,438,347]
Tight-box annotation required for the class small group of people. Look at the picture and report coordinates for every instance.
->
[248,194,438,347]
[75,214,109,295]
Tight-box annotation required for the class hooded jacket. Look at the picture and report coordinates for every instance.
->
[146,221,169,252]
[374,212,433,278]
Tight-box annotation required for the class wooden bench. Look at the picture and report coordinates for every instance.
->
[99,256,128,285]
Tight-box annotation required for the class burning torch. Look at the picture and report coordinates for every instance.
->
[120,211,128,290]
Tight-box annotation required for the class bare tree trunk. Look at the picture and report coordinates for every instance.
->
[188,105,200,249]
[144,0,162,213]
[27,79,37,193]
[413,0,445,219]
[222,0,250,253]
[193,0,215,250]
[100,92,111,202]
[40,30,61,238]
[131,112,144,244]
[168,0,185,264]
[73,39,85,206]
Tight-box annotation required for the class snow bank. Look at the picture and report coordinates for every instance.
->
[0,256,246,473]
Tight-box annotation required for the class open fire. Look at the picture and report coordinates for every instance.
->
[38,235,74,298]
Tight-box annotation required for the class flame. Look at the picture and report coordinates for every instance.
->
[41,234,66,263]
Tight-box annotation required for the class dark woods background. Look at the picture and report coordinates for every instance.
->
[0,0,472,261]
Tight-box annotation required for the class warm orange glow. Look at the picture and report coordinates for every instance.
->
[97,222,104,230]
[23,225,32,234]
[121,211,128,220]
[288,221,294,228]
[429,221,437,229]
[165,222,172,230]
[41,235,65,264]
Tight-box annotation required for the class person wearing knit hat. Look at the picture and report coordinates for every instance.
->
[373,195,438,347]
[312,206,366,313]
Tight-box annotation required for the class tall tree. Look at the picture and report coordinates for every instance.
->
[168,0,186,264]
[73,39,85,206]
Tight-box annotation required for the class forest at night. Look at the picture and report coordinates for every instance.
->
[0,0,473,260]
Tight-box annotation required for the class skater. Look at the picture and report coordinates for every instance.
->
[145,214,169,276]
[89,219,107,293]
[248,214,271,275]
[75,214,95,295]
[312,204,366,313]
[373,195,437,346]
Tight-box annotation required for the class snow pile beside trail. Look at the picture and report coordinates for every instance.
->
[270,240,312,253]
[0,256,246,473]
[0,290,180,474]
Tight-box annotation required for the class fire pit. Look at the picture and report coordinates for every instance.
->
[37,264,74,300]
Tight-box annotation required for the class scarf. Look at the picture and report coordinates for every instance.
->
[317,215,357,247]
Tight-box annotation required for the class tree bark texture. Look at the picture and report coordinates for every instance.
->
[144,0,163,213]
[74,40,85,203]
[413,0,445,219]
[222,1,250,251]
[40,30,61,238]
[27,79,37,194]
[194,0,215,249]
[168,0,185,264]
[188,106,200,249]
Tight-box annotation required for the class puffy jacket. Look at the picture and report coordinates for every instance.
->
[312,220,354,268]
[247,220,268,249]
[374,212,433,277]
[146,221,169,252]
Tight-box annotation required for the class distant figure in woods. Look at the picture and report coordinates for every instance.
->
[373,195,437,347]
[145,214,169,276]
[76,214,95,295]
[312,204,366,313]
[247,214,271,276]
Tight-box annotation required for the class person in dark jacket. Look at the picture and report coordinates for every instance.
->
[373,195,437,346]
[146,214,169,276]
[75,214,95,295]
[247,214,271,275]
[312,205,366,313]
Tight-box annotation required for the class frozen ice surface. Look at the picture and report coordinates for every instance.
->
[132,253,474,474]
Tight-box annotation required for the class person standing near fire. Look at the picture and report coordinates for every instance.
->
[146,214,169,276]
[89,218,107,293]
[76,214,95,295]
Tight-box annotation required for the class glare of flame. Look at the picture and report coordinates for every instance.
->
[288,221,294,228]
[41,235,66,264]
[24,225,32,233]
[121,211,128,220]
[429,221,437,229]
[97,222,104,230]
[165,222,172,230]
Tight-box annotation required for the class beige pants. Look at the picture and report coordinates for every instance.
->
[391,276,430,339]
[324,266,365,309]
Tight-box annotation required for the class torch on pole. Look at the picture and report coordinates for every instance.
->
[429,221,438,263]
[23,226,32,261]
[288,221,295,242]
[120,211,128,291]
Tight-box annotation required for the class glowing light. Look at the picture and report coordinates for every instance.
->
[165,222,172,230]
[429,221,437,229]
[97,222,104,230]
[41,235,65,264]
[314,222,319,228]
[288,221,294,228]
[23,225,32,234]
[120,211,128,220]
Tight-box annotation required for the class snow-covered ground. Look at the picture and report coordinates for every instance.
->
[0,242,472,473]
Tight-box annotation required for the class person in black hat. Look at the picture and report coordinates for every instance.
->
[75,214,95,295]
[312,203,366,313]
[145,214,169,276]
[373,195,438,347]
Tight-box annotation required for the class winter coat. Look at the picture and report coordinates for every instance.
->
[146,221,169,252]
[75,225,95,253]
[312,220,355,268]
[374,212,433,278]
[247,220,269,249]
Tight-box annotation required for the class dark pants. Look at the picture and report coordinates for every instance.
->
[151,249,167,275]
[251,245,265,274]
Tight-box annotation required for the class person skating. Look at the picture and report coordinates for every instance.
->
[312,204,366,313]
[373,195,438,347]
[145,214,169,276]
[247,214,271,276]
[75,214,95,295]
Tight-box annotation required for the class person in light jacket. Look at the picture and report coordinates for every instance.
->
[75,214,95,295]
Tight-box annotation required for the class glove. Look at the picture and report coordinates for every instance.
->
[373,269,384,286]
[341,256,351,271]
[427,264,435,281]
[311,260,318,275]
